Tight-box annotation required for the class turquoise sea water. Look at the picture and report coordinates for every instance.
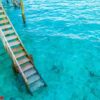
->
[0,0,100,100]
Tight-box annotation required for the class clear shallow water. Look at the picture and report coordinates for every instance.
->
[0,0,100,100]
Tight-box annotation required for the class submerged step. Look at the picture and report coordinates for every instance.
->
[28,74,40,85]
[24,68,36,78]
[18,57,30,65]
[15,52,26,59]
[21,63,33,72]
[9,40,20,47]
[30,80,44,92]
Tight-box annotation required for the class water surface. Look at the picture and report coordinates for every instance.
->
[0,0,100,100]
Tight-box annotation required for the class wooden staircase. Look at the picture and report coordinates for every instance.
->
[0,3,46,94]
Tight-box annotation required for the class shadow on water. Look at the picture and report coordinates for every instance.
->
[51,63,64,75]
[84,66,100,99]
[51,64,61,74]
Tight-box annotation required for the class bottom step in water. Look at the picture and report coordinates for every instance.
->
[30,80,44,92]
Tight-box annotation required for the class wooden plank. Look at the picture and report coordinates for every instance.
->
[18,57,30,65]
[0,19,8,24]
[22,63,33,72]
[30,80,44,92]
[24,68,36,78]
[4,30,14,35]
[12,46,24,52]
[6,35,17,41]
[1,24,12,30]
[0,15,6,18]
[15,52,26,59]
[28,74,40,85]
[9,40,20,47]
[0,10,4,13]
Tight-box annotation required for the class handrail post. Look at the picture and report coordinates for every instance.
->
[20,0,26,24]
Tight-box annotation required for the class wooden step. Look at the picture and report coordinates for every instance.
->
[22,63,33,72]
[24,68,36,78]
[1,24,12,30]
[30,80,44,92]
[0,10,3,13]
[0,15,6,19]
[9,40,20,47]
[0,19,9,24]
[15,52,26,59]
[0,6,2,8]
[12,46,24,52]
[4,30,14,35]
[18,57,30,65]
[6,35,17,41]
[28,74,40,85]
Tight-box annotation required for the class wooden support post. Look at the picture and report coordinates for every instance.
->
[20,0,26,24]
[13,63,19,73]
